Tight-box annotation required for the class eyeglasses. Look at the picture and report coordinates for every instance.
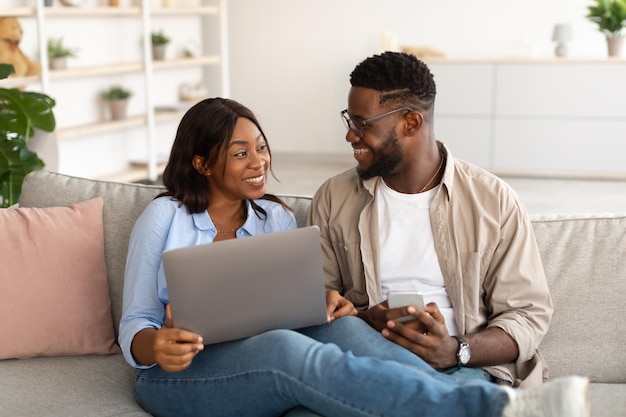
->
[340,107,414,137]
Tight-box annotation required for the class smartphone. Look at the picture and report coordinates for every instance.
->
[387,291,425,323]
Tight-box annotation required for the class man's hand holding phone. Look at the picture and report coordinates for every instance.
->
[385,291,430,337]
[358,291,427,333]
[383,293,456,368]
[387,291,425,322]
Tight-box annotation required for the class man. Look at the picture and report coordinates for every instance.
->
[309,52,553,388]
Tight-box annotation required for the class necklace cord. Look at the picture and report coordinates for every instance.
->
[208,203,246,237]
[419,153,446,193]
[215,227,237,236]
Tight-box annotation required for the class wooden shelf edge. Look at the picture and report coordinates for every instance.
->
[491,169,626,181]
[56,115,147,140]
[44,6,141,17]
[153,55,221,70]
[151,6,219,15]
[50,62,144,80]
[0,62,218,89]
[3,7,35,17]
[1,59,220,86]
[6,5,219,18]
[56,109,188,141]
[48,56,219,80]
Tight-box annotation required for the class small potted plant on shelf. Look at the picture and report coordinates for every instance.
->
[151,30,171,60]
[47,37,78,70]
[586,0,626,56]
[101,85,132,121]
[0,64,56,208]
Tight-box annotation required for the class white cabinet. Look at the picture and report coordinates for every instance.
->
[1,0,229,182]
[494,63,626,118]
[427,59,626,178]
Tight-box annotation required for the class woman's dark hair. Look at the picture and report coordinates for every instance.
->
[157,97,290,216]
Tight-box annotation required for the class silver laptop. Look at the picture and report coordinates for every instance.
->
[162,226,328,345]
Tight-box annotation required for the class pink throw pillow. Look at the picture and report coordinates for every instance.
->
[0,197,120,359]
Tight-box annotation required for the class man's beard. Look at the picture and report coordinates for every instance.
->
[357,130,403,180]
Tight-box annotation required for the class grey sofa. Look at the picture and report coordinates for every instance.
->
[1,170,624,417]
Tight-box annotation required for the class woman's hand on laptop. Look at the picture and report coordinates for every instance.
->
[325,290,357,322]
[153,304,205,372]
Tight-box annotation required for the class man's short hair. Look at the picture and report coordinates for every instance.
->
[349,52,436,114]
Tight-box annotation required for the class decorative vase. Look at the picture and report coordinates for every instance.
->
[606,35,624,57]
[107,99,128,121]
[49,57,67,70]
[152,44,166,60]
[44,0,53,6]
[108,0,119,6]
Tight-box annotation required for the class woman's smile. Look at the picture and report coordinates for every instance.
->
[244,173,265,185]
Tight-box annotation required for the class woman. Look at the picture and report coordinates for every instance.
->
[119,98,586,417]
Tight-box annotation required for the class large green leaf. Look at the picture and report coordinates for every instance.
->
[0,64,14,80]
[18,92,56,133]
[0,88,56,139]
[0,63,55,207]
[0,135,44,207]
[0,88,30,138]
[587,0,626,34]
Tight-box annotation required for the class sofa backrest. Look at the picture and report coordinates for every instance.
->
[19,171,626,384]
[19,171,312,339]
[530,213,626,384]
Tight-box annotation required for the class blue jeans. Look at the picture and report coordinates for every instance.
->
[134,316,508,417]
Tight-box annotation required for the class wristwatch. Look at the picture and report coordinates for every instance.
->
[454,336,471,367]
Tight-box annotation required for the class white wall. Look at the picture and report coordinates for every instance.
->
[8,0,615,176]
[227,0,607,155]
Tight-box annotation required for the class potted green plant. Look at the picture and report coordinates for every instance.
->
[47,37,78,70]
[586,0,626,56]
[101,85,132,121]
[151,30,170,60]
[0,64,56,208]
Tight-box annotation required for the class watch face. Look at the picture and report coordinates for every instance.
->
[459,345,471,364]
[60,0,87,6]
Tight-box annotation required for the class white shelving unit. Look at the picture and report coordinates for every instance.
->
[1,0,229,182]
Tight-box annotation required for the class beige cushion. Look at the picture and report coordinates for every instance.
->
[0,198,120,359]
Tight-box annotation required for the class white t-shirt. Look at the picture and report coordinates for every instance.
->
[377,179,458,336]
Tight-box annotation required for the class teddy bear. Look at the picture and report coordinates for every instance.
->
[0,17,41,78]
